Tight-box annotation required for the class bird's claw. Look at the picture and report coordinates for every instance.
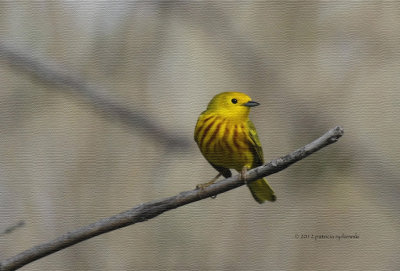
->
[196,173,222,190]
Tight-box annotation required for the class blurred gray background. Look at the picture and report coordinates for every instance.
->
[0,1,399,270]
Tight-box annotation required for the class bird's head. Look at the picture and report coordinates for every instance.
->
[206,92,259,120]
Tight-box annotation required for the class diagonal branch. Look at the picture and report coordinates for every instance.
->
[0,221,25,237]
[0,126,343,271]
[0,42,190,150]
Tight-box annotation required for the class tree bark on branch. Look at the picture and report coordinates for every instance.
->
[0,126,343,271]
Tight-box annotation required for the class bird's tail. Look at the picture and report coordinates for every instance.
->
[247,178,276,203]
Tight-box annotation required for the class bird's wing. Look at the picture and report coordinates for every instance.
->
[247,119,265,166]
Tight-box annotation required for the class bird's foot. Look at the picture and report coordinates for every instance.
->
[196,173,222,190]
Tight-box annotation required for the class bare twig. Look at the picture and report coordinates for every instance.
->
[0,42,190,150]
[0,126,343,271]
[0,221,25,236]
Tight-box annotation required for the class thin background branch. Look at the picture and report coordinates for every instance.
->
[0,126,343,271]
[0,41,190,150]
[0,221,25,237]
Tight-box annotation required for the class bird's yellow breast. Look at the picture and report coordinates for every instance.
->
[194,113,254,171]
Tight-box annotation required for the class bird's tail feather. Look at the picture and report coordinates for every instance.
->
[247,178,276,203]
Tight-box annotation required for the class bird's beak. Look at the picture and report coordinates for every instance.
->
[243,101,260,107]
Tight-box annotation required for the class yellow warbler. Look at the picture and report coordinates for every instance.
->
[194,92,276,203]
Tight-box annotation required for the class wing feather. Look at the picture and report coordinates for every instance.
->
[247,120,264,167]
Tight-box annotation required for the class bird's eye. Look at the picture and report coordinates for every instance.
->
[231,98,238,104]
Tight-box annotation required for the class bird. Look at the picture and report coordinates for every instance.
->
[194,92,276,203]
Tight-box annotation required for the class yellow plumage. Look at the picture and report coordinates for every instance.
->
[194,92,276,203]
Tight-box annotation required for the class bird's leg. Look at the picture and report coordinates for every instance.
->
[240,166,248,184]
[196,172,222,190]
